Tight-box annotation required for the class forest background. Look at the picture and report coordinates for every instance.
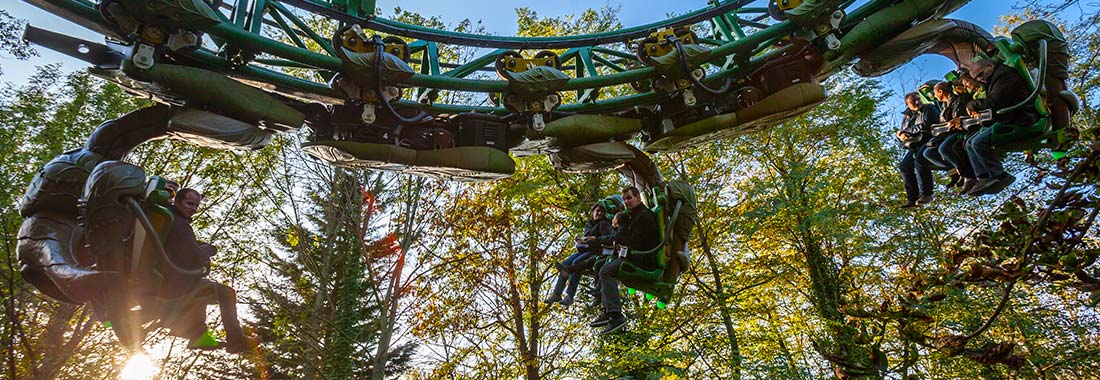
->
[2,0,1100,379]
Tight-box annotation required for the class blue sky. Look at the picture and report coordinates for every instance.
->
[0,0,1044,105]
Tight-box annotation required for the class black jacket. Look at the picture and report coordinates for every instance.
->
[161,207,214,298]
[616,204,661,269]
[583,218,612,237]
[900,103,940,148]
[967,64,1040,127]
[593,225,623,248]
[578,218,612,254]
[940,93,972,123]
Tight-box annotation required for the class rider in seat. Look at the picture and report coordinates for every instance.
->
[584,211,630,308]
[963,57,1041,196]
[896,92,941,208]
[544,203,612,307]
[161,188,249,353]
[589,186,659,335]
[927,81,978,194]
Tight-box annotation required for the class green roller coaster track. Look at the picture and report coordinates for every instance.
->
[24,0,899,114]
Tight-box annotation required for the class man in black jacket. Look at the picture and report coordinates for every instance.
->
[163,189,248,353]
[589,186,660,335]
[896,92,940,208]
[964,58,1040,195]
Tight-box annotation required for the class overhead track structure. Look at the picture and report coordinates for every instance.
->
[20,0,977,182]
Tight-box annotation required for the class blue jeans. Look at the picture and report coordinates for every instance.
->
[599,258,624,315]
[922,142,952,170]
[899,147,933,202]
[965,126,1004,178]
[550,252,592,299]
[938,132,976,178]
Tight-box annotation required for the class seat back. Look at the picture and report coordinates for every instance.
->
[133,176,175,289]
[598,195,625,220]
[986,37,1055,152]
[987,21,1081,152]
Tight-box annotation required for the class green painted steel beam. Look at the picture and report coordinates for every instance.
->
[842,0,895,29]
[268,1,336,56]
[280,0,756,49]
[249,0,268,34]
[254,58,319,68]
[207,22,342,70]
[561,66,654,91]
[579,48,600,77]
[407,40,426,54]
[233,0,250,27]
[705,20,793,63]
[441,49,504,79]
[708,0,736,41]
[416,41,441,100]
[361,0,376,16]
[591,54,627,73]
[729,12,747,39]
[406,73,507,93]
[559,48,580,65]
[182,49,344,100]
[424,42,440,76]
[698,37,725,46]
[591,47,636,61]
[578,48,600,102]
[267,6,309,49]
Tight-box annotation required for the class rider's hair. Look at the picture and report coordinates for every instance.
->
[621,186,641,198]
[590,202,606,214]
[612,212,629,226]
[933,81,953,96]
[904,92,922,105]
[175,188,203,204]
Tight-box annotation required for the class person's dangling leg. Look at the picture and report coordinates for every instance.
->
[966,129,990,180]
[899,149,920,207]
[966,125,1014,195]
[213,282,248,353]
[922,142,950,170]
[914,147,935,205]
[594,259,627,334]
[941,133,978,193]
[545,252,583,304]
[560,252,592,306]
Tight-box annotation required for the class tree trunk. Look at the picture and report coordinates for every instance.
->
[371,179,419,380]
[309,172,348,379]
[524,215,541,380]
[505,243,538,380]
[699,226,742,379]
[799,232,877,379]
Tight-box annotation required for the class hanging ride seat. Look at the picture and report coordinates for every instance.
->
[987,21,1078,152]
[615,181,697,306]
[81,162,215,349]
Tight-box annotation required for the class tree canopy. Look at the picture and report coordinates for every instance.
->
[2,2,1100,380]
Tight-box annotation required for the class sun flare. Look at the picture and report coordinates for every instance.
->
[119,352,158,380]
